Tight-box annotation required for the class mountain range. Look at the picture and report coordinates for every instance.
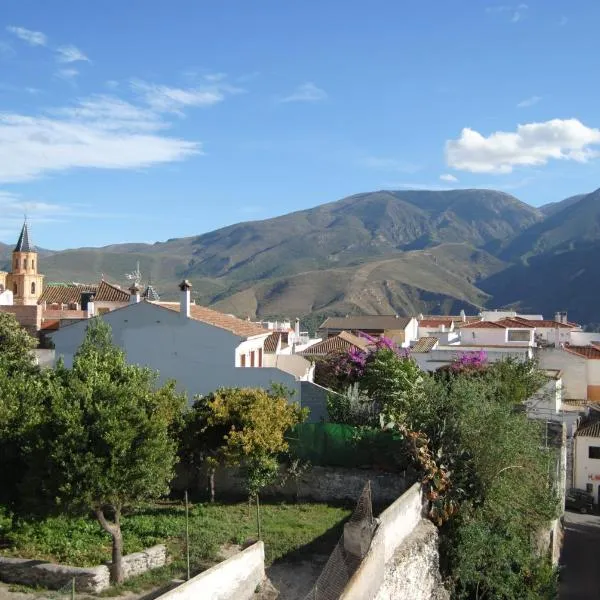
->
[1,188,598,328]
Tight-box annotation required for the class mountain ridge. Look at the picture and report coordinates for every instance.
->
[1,188,598,326]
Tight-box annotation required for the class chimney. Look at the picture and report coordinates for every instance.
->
[179,279,192,318]
[418,313,424,321]
[460,309,466,322]
[129,283,141,304]
[87,299,95,318]
[295,318,301,337]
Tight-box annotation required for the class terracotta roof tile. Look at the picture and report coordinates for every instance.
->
[299,331,370,356]
[39,283,97,305]
[155,302,268,338]
[495,318,535,329]
[39,280,130,305]
[511,317,573,329]
[319,315,412,331]
[460,321,507,329]
[576,422,600,438]
[418,318,454,327]
[412,337,439,353]
[264,332,281,353]
[564,345,600,360]
[94,281,130,302]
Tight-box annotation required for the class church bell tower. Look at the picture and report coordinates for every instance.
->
[6,221,44,305]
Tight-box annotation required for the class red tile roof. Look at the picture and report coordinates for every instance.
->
[576,422,600,438]
[264,332,282,353]
[511,317,573,329]
[564,345,600,360]
[418,318,454,327]
[460,321,507,329]
[38,280,130,305]
[299,331,370,356]
[495,318,535,329]
[155,302,268,338]
[39,283,97,305]
[412,337,439,353]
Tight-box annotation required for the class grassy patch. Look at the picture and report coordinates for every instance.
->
[0,501,350,593]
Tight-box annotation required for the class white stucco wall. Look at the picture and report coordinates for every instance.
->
[460,328,506,345]
[535,327,572,345]
[526,378,562,418]
[538,349,587,400]
[155,542,265,600]
[263,353,313,380]
[50,302,301,401]
[574,435,600,503]
[0,289,13,305]
[570,332,600,346]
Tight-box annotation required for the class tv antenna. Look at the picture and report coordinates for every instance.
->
[125,261,142,286]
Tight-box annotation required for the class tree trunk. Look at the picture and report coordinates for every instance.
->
[209,468,215,503]
[95,507,124,584]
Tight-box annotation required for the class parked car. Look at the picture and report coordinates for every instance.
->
[565,488,595,514]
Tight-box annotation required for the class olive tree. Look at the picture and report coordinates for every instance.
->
[26,320,185,583]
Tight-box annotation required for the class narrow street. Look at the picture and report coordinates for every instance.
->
[559,510,600,599]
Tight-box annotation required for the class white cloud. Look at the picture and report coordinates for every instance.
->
[440,174,458,182]
[131,79,241,113]
[446,118,600,174]
[56,45,89,63]
[55,68,79,81]
[0,94,200,183]
[7,26,47,46]
[517,95,541,108]
[486,4,528,22]
[363,157,420,173]
[279,82,327,103]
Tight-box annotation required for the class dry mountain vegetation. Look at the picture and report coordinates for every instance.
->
[2,188,599,326]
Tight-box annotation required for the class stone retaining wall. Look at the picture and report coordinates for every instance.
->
[0,544,167,593]
[339,484,449,600]
[199,466,409,506]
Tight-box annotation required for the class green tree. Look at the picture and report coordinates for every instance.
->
[199,387,307,536]
[411,362,559,599]
[360,348,427,428]
[0,313,45,514]
[25,320,186,583]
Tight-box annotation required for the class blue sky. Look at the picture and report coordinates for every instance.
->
[0,0,599,249]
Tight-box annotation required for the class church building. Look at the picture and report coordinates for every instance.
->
[0,221,44,306]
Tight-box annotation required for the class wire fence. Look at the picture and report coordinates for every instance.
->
[44,577,76,600]
[303,480,376,600]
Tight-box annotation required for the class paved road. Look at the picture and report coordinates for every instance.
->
[559,510,600,599]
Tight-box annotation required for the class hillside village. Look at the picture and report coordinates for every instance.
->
[1,220,600,599]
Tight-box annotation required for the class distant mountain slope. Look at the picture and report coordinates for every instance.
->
[540,194,588,218]
[4,187,600,326]
[501,188,600,260]
[481,240,600,326]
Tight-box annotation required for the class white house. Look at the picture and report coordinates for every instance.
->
[0,286,13,305]
[480,309,543,322]
[50,282,315,403]
[573,422,600,504]
[458,319,536,347]
[417,317,455,339]
[318,315,419,347]
[538,345,600,402]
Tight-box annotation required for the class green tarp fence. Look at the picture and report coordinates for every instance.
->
[288,423,409,470]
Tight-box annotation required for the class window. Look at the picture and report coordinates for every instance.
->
[240,354,246,367]
[30,282,36,295]
[250,351,255,367]
[258,348,263,368]
[13,283,17,295]
[589,446,600,459]
[507,330,531,342]
[32,260,35,270]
